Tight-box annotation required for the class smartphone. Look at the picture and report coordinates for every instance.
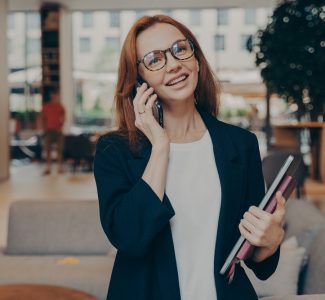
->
[133,77,164,128]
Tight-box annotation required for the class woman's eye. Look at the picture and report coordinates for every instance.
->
[149,57,160,65]
[174,45,187,55]
[176,47,186,53]
[147,55,163,66]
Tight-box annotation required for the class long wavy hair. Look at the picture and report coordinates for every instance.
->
[113,14,220,152]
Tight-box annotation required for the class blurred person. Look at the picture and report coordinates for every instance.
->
[94,15,286,300]
[41,89,65,175]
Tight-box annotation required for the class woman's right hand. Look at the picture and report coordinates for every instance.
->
[133,83,169,149]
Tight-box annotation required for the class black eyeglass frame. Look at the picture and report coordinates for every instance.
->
[136,38,195,71]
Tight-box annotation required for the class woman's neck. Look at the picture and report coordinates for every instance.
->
[163,102,206,142]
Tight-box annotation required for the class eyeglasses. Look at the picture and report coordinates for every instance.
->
[137,39,195,72]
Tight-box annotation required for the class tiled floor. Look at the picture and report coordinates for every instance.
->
[0,161,324,248]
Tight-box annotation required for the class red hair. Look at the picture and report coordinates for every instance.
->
[113,15,220,152]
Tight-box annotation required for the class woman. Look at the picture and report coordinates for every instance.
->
[94,15,286,300]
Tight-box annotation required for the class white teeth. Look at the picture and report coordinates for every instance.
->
[168,75,187,86]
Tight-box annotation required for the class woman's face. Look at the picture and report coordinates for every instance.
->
[136,23,199,104]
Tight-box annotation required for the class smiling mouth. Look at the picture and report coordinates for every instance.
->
[166,74,189,86]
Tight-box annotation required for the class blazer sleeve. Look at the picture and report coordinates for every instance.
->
[93,136,175,258]
[243,134,280,280]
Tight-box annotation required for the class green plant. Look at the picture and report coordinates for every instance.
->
[251,0,325,120]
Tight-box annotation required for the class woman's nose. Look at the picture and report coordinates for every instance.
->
[165,51,181,73]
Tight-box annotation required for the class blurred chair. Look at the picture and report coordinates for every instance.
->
[262,151,307,199]
[63,134,95,172]
[10,134,42,160]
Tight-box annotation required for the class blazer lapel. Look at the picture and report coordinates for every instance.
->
[197,108,245,272]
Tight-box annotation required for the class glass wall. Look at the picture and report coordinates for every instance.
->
[7,8,283,134]
[7,12,42,135]
[72,11,121,128]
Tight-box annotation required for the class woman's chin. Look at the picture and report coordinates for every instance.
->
[162,88,196,104]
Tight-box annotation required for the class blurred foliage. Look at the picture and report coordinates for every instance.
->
[250,0,325,120]
[11,110,40,121]
[219,107,250,118]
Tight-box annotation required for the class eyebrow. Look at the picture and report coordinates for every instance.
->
[142,38,187,58]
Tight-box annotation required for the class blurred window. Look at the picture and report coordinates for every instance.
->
[7,12,42,137]
[27,38,40,54]
[217,9,228,25]
[27,13,40,29]
[80,37,91,53]
[244,8,256,25]
[189,10,201,26]
[109,11,120,27]
[214,34,225,51]
[82,12,94,28]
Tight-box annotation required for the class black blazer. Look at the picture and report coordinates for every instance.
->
[94,107,280,300]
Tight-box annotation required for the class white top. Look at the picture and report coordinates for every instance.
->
[166,131,221,300]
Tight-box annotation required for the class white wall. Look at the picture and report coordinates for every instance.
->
[72,8,270,73]
[0,0,10,182]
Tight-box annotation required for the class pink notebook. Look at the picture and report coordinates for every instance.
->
[220,155,297,282]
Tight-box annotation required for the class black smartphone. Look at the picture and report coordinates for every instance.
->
[133,77,164,128]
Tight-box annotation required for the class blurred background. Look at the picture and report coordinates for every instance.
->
[0,1,324,299]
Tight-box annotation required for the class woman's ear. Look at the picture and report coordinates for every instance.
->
[196,60,200,72]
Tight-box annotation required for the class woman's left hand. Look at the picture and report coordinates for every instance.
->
[239,191,286,263]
